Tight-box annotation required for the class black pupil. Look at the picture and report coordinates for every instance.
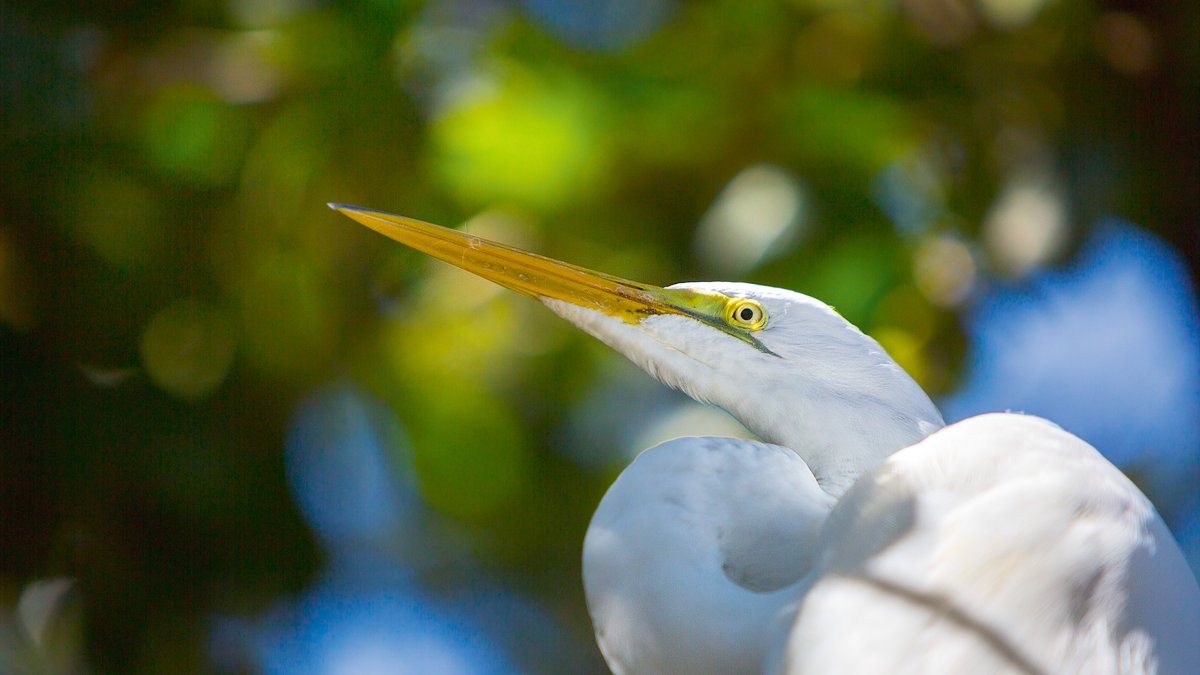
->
[739,307,754,321]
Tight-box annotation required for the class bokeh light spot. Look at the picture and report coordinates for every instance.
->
[141,85,250,185]
[983,173,1068,277]
[287,384,416,547]
[140,298,236,401]
[792,10,883,84]
[899,0,978,46]
[521,0,673,51]
[976,0,1048,30]
[210,30,284,103]
[7,579,85,673]
[1094,11,1160,76]
[241,580,516,675]
[66,169,165,268]
[382,291,524,388]
[694,164,808,276]
[228,0,316,29]
[872,154,945,236]
[913,233,976,308]
[236,252,341,378]
[431,71,607,209]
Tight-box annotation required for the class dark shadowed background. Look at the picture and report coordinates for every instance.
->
[2,0,1199,672]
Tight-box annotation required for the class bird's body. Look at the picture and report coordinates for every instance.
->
[586,412,1200,675]
[778,413,1200,675]
[332,204,1200,675]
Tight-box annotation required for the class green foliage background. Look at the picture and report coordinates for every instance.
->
[1,0,1197,671]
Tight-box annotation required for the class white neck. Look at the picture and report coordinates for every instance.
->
[556,293,945,674]
[544,298,945,497]
[583,436,835,675]
[726,358,944,497]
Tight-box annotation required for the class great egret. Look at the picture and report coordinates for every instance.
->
[331,204,1200,675]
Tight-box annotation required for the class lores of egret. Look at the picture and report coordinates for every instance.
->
[331,204,1200,675]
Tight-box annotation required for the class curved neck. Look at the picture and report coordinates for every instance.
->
[583,437,835,674]
[728,368,944,497]
[542,296,945,496]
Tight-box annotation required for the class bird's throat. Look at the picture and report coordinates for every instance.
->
[728,381,944,499]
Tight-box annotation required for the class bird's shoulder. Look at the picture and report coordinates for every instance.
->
[778,412,1200,675]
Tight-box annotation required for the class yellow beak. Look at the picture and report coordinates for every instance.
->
[329,204,775,353]
[332,204,693,323]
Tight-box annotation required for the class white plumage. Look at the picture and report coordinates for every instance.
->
[331,205,1200,675]
[775,413,1200,675]
[568,284,1200,675]
[584,437,830,675]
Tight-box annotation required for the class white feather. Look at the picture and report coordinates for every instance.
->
[774,413,1200,675]
[560,284,1200,675]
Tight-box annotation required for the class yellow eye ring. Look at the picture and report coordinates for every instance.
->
[725,299,767,330]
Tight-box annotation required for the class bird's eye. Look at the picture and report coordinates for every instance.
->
[725,299,766,330]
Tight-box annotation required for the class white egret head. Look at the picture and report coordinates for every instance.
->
[331,204,942,495]
[545,282,942,494]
